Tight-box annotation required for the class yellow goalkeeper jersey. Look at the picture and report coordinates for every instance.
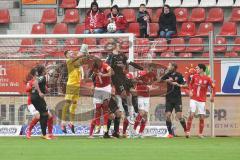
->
[66,59,81,87]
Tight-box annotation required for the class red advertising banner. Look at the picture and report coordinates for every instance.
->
[0,60,222,95]
[22,0,56,5]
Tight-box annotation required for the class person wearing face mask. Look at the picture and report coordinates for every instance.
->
[106,5,127,33]
[84,1,106,34]
[158,5,177,41]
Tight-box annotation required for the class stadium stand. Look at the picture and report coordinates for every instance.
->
[112,0,129,8]
[62,9,80,24]
[52,23,69,34]
[196,22,214,36]
[214,37,227,52]
[41,38,58,53]
[149,23,159,37]
[179,52,193,57]
[219,22,237,36]
[75,23,86,34]
[181,0,199,7]
[165,0,181,7]
[40,9,57,24]
[60,0,77,8]
[18,39,36,53]
[63,38,80,51]
[160,52,176,57]
[150,38,168,52]
[230,8,240,22]
[224,52,238,57]
[174,8,188,22]
[128,23,140,37]
[122,9,136,23]
[186,38,204,52]
[146,8,153,21]
[151,8,162,23]
[189,8,206,22]
[31,23,46,34]
[0,9,10,24]
[178,22,196,36]
[206,8,224,22]
[232,37,240,52]
[168,38,186,52]
[135,38,150,54]
[146,0,164,8]
[199,0,216,7]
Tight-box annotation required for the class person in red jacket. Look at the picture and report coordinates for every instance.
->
[84,1,106,34]
[106,5,127,33]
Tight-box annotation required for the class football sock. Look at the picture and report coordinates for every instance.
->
[179,118,187,132]
[166,120,173,135]
[199,119,204,134]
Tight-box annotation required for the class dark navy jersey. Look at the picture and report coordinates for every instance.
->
[31,76,47,95]
[106,53,128,77]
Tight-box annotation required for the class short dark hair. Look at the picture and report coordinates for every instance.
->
[170,62,178,70]
[198,64,206,72]
[64,50,69,57]
[140,3,146,7]
[36,65,45,76]
[111,5,119,12]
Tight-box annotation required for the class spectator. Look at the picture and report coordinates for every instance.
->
[84,1,106,34]
[106,5,127,33]
[158,5,177,40]
[137,4,151,38]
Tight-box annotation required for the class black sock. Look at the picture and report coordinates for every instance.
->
[132,96,138,113]
[166,120,173,135]
[40,113,48,136]
[106,119,112,134]
[179,118,187,132]
[114,117,120,134]
[122,99,129,116]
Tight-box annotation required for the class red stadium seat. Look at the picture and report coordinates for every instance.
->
[150,38,168,52]
[232,38,240,52]
[196,22,214,36]
[135,38,150,54]
[0,9,10,24]
[75,23,86,34]
[149,23,159,37]
[128,23,140,37]
[189,8,206,22]
[206,8,224,22]
[214,37,227,52]
[83,38,97,50]
[52,23,69,34]
[152,8,162,23]
[31,23,46,34]
[122,9,136,23]
[63,38,80,51]
[62,9,80,23]
[202,52,210,57]
[174,8,188,22]
[103,9,111,18]
[146,8,153,21]
[41,38,58,53]
[224,52,238,57]
[169,38,185,52]
[179,22,196,37]
[160,52,176,57]
[186,38,204,52]
[40,9,57,24]
[230,8,240,22]
[219,22,237,36]
[60,0,77,8]
[18,39,36,53]
[179,52,192,58]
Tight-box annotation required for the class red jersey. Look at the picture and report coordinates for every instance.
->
[95,62,111,88]
[26,79,35,105]
[107,13,127,31]
[85,10,106,30]
[136,72,157,97]
[189,74,215,102]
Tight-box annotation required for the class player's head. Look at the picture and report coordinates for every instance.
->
[163,4,171,14]
[139,4,146,12]
[64,50,76,58]
[36,65,46,76]
[196,64,206,74]
[91,1,99,12]
[168,62,177,72]
[25,67,37,82]
[111,5,119,15]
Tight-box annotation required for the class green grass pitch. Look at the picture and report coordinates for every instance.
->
[0,137,240,160]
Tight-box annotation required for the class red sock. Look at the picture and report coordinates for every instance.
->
[89,120,96,136]
[102,105,109,125]
[123,118,129,134]
[139,119,146,134]
[28,117,39,132]
[95,104,102,126]
[199,119,204,134]
[187,116,193,132]
[47,116,53,134]
[134,114,142,130]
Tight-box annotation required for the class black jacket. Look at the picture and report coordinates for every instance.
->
[158,12,177,32]
[137,11,151,29]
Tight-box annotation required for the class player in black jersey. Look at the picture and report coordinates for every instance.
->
[160,62,187,138]
[30,65,51,140]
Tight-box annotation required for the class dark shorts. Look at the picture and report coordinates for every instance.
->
[108,97,119,113]
[31,94,48,114]
[165,101,182,113]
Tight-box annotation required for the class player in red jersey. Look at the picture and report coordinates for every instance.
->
[26,67,54,139]
[186,64,215,138]
[133,65,157,138]
[89,58,113,138]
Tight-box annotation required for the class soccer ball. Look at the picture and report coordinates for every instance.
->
[107,23,116,33]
